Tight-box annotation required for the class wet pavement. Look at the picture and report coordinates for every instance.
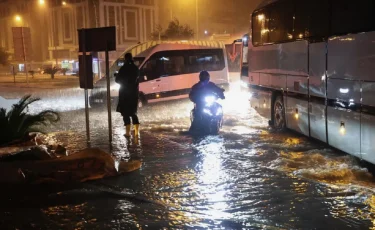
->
[2,83,375,229]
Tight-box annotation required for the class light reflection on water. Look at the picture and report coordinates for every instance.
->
[2,85,375,229]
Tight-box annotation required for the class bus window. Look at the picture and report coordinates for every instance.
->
[252,9,269,46]
[331,0,375,35]
[268,0,294,43]
[294,0,330,41]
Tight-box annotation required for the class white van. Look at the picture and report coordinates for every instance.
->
[90,41,229,107]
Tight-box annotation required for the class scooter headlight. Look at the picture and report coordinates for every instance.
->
[203,108,212,116]
[216,107,223,115]
[113,83,120,90]
[205,96,215,106]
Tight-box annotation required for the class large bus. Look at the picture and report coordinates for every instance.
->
[241,0,375,164]
[90,40,229,107]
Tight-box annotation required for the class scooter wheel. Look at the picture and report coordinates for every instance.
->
[209,121,220,135]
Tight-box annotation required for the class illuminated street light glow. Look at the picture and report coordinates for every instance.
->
[39,0,45,5]
[62,1,67,6]
[261,29,269,35]
[257,14,264,21]
[15,15,21,22]
[204,30,208,35]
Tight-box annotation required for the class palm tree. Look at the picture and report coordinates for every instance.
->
[0,95,60,146]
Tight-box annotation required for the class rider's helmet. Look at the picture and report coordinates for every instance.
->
[199,70,210,82]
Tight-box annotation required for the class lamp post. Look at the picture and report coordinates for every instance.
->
[195,0,199,40]
[15,15,21,22]
[38,0,48,64]
[14,15,29,84]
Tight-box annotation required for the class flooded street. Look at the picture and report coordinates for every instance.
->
[2,83,375,229]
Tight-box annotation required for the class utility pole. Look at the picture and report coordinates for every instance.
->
[93,1,101,78]
[21,27,29,85]
[55,46,58,66]
[196,0,199,40]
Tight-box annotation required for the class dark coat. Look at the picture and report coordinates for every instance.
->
[115,61,139,115]
[189,81,225,106]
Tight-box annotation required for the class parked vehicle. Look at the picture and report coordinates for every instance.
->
[239,0,375,164]
[89,40,230,107]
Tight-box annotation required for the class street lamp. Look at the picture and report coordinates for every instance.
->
[62,1,67,6]
[15,15,21,22]
[39,0,45,5]
[195,0,199,40]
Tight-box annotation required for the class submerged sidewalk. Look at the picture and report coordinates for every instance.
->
[0,74,80,89]
[0,74,83,99]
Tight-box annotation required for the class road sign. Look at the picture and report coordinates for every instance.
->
[78,27,116,52]
[12,27,32,61]
[78,54,93,89]
[77,26,116,144]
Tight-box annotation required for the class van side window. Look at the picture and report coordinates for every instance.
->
[331,0,375,35]
[161,55,185,76]
[141,57,163,81]
[141,54,185,79]
[188,51,225,73]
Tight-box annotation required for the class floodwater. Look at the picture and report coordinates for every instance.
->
[2,83,375,229]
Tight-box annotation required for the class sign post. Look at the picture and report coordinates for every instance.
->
[12,27,32,84]
[105,44,112,142]
[82,30,90,144]
[78,27,116,143]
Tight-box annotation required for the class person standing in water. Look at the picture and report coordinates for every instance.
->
[115,53,140,137]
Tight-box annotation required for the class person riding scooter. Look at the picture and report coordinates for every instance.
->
[189,71,225,105]
[189,71,225,134]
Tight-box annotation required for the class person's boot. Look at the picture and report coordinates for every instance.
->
[134,135,140,145]
[134,124,140,136]
[125,125,131,137]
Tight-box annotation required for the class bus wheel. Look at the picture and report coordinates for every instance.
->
[273,95,286,130]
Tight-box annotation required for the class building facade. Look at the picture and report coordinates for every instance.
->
[158,0,262,40]
[0,0,159,72]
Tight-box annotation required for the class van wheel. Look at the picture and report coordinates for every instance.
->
[138,95,147,108]
[273,95,286,130]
